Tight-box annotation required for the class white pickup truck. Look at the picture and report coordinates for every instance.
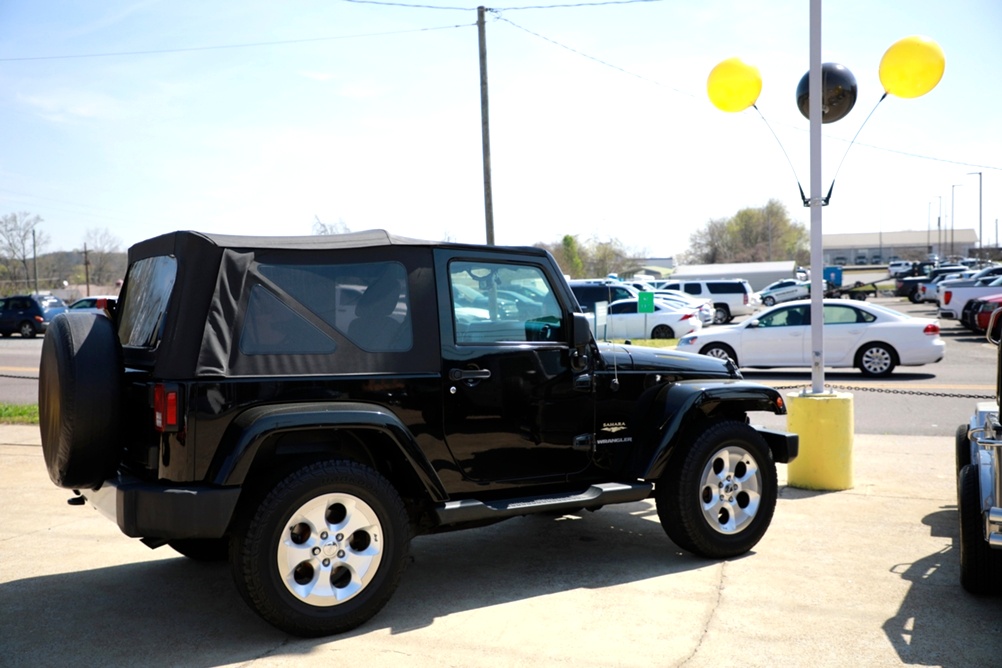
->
[938,275,1002,319]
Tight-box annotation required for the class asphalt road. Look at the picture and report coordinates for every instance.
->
[0,336,41,404]
[1,297,994,436]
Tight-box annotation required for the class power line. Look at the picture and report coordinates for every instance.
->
[339,0,663,9]
[0,24,471,62]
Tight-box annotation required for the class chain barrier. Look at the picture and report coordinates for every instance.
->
[1,373,38,381]
[770,383,994,400]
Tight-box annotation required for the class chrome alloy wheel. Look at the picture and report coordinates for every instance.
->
[278,493,384,606]
[699,445,762,535]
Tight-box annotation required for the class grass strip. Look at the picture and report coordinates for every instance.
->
[0,403,39,425]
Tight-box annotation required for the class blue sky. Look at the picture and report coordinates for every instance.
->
[1,0,999,258]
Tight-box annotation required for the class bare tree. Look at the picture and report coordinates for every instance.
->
[0,212,47,293]
[312,216,350,236]
[83,228,124,286]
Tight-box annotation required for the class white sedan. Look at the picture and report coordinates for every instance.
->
[593,298,702,340]
[675,299,944,377]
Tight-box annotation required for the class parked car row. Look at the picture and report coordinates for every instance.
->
[0,293,118,338]
[0,294,67,338]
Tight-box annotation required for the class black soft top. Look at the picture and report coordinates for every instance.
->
[127,229,443,264]
[122,230,550,379]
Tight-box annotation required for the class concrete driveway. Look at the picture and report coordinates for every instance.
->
[1,425,1000,667]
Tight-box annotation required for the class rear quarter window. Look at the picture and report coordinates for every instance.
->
[118,255,178,348]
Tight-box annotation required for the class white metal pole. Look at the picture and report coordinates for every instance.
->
[808,0,824,394]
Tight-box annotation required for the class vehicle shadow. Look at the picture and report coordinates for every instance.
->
[882,507,1002,667]
[0,502,712,666]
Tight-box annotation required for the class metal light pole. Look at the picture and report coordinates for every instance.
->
[927,202,931,256]
[807,0,824,394]
[969,171,982,259]
[951,183,962,259]
[937,195,942,259]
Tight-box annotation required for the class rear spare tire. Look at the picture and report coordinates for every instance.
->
[39,312,124,489]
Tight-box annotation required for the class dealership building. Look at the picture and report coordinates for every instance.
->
[822,229,980,265]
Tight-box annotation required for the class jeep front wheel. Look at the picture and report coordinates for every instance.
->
[656,421,777,558]
[958,464,1002,594]
[231,459,411,637]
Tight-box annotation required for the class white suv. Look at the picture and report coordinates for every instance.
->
[659,279,759,323]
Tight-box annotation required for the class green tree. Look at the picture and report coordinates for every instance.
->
[560,235,584,278]
[535,235,642,279]
[683,200,809,266]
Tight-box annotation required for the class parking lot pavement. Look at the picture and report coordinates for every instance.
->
[2,425,1001,668]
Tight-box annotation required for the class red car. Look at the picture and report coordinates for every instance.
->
[968,293,1002,334]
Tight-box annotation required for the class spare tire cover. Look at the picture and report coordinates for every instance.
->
[40,312,124,489]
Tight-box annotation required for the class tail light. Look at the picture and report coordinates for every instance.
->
[34,315,43,323]
[743,293,749,305]
[923,323,940,335]
[944,291,952,305]
[153,383,181,432]
[680,312,694,320]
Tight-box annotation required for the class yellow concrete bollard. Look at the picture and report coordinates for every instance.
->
[786,391,854,491]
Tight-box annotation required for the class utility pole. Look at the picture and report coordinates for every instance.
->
[477,7,495,246]
[32,230,39,294]
[83,243,91,297]
[951,183,962,259]
[969,171,982,259]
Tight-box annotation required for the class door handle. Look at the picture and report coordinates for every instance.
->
[449,368,492,381]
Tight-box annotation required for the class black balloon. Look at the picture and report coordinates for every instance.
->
[796,63,858,123]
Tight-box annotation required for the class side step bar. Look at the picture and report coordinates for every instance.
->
[434,481,653,526]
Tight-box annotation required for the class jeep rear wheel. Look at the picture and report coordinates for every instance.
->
[958,464,1002,594]
[656,421,777,558]
[39,313,123,489]
[231,459,411,637]
[19,321,36,338]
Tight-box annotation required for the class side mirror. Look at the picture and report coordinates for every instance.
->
[747,319,760,328]
[571,313,593,348]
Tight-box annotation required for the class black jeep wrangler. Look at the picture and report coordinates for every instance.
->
[39,230,797,637]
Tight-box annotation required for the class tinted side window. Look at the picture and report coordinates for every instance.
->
[611,287,634,301]
[758,305,809,327]
[707,282,744,294]
[682,284,702,296]
[570,286,601,311]
[258,261,412,353]
[239,286,338,355]
[119,255,178,349]
[608,301,637,314]
[452,261,562,343]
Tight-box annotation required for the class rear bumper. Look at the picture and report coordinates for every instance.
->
[80,474,240,540]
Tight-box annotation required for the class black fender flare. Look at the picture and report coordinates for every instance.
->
[210,401,448,501]
[634,380,792,480]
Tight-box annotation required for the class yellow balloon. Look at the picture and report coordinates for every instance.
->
[707,58,762,112]
[879,35,945,98]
